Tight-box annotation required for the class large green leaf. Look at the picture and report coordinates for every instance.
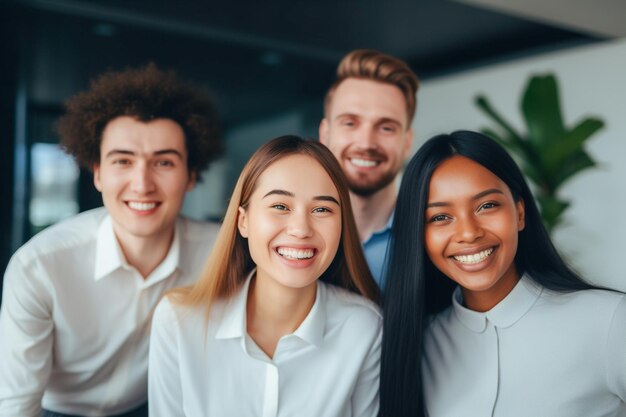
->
[537,195,569,233]
[475,96,525,148]
[550,150,596,190]
[475,72,604,235]
[522,74,565,149]
[543,118,604,169]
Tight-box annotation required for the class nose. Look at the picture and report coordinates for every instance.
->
[353,125,376,149]
[454,214,484,243]
[286,211,313,239]
[130,162,156,194]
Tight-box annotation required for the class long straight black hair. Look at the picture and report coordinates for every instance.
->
[379,130,598,417]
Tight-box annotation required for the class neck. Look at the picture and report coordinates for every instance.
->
[246,273,317,358]
[462,271,521,312]
[114,227,175,279]
[350,183,397,242]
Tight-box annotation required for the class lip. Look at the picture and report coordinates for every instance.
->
[345,151,386,168]
[449,245,498,272]
[348,157,382,169]
[273,245,319,269]
[125,200,161,215]
[449,245,496,257]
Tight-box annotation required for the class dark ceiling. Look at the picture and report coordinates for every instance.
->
[4,0,600,127]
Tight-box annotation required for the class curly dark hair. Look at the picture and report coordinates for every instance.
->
[58,63,223,179]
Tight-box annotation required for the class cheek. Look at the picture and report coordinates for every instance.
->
[424,227,445,257]
[496,215,520,248]
[424,228,451,271]
[328,220,342,252]
[247,211,281,242]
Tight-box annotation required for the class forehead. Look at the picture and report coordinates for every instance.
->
[329,78,408,125]
[100,116,187,153]
[428,156,511,200]
[254,154,339,198]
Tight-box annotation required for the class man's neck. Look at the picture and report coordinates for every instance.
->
[114,228,175,279]
[350,183,397,242]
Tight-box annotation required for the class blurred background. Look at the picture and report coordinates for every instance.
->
[1,0,625,298]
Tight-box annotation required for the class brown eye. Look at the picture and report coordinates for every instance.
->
[478,202,499,212]
[312,207,332,214]
[429,214,450,223]
[271,204,289,211]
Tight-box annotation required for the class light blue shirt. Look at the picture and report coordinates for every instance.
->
[362,214,393,290]
[424,275,626,417]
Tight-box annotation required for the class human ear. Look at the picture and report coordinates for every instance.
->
[403,127,414,159]
[319,118,329,146]
[516,199,526,231]
[93,164,102,192]
[237,206,249,238]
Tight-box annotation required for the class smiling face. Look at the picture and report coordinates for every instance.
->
[424,156,525,312]
[237,154,342,292]
[319,78,413,197]
[94,116,195,247]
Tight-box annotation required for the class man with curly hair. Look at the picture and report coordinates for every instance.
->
[0,64,223,417]
[319,49,419,289]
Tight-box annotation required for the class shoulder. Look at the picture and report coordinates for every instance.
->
[321,283,382,327]
[153,295,205,330]
[153,294,228,334]
[539,287,625,317]
[10,208,106,265]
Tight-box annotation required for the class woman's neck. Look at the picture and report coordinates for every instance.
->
[246,273,317,358]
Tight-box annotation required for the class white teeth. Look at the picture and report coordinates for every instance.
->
[127,201,157,211]
[277,247,314,260]
[350,158,378,168]
[453,248,494,264]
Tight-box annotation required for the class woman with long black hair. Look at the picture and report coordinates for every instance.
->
[380,130,625,417]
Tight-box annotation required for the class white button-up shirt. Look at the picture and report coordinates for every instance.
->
[149,273,382,417]
[424,275,626,417]
[0,207,218,417]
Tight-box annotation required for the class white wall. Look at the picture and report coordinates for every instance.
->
[413,39,626,291]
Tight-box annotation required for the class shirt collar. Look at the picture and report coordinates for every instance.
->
[364,212,394,244]
[215,271,253,340]
[215,270,326,347]
[292,282,325,347]
[143,224,181,286]
[452,274,542,333]
[94,214,182,285]
[94,215,126,280]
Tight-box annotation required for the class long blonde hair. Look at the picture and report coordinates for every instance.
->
[175,135,380,314]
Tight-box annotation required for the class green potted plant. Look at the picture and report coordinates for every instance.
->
[475,73,604,234]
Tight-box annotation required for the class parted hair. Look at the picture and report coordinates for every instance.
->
[57,63,223,177]
[175,135,380,314]
[324,49,419,125]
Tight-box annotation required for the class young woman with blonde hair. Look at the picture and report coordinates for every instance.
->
[149,135,381,417]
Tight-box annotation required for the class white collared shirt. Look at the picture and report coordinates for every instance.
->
[423,275,626,417]
[0,207,218,417]
[148,272,382,417]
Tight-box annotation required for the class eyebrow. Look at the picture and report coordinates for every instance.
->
[104,149,184,159]
[427,188,504,208]
[262,189,340,205]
